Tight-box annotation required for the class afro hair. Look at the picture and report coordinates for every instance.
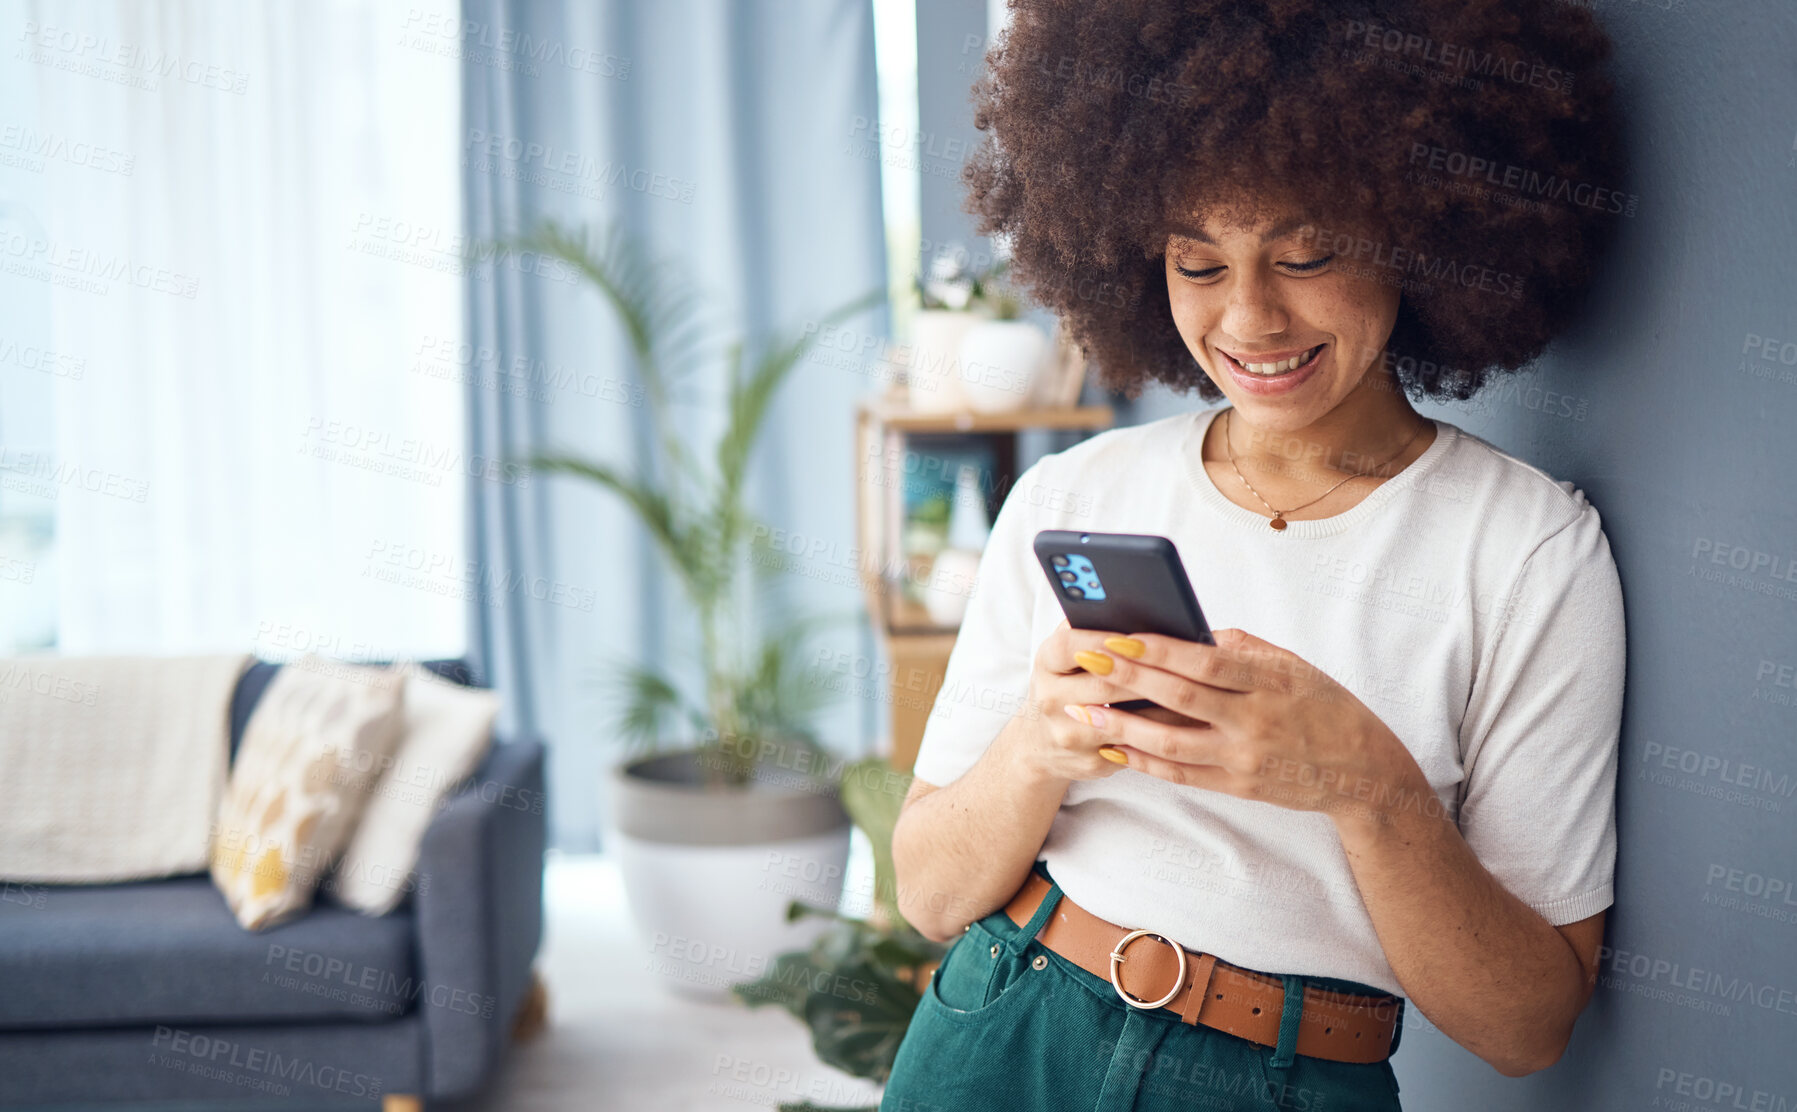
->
[963,0,1632,402]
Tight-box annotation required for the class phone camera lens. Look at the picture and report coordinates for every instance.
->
[1051,555,1069,568]
[1058,571,1077,583]
[1066,586,1085,599]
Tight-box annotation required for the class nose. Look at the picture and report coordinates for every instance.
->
[1217,267,1290,345]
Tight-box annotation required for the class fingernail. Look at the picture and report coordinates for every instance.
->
[1098,746,1129,765]
[1083,705,1107,728]
[1063,704,1090,725]
[1074,650,1114,675]
[1103,636,1146,659]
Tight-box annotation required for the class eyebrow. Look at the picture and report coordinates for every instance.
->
[1165,217,1315,246]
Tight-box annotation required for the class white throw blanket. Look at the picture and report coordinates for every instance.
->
[0,653,252,883]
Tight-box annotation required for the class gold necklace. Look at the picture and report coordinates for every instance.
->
[1223,408,1428,531]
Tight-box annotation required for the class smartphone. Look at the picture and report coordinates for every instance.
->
[1032,530,1214,712]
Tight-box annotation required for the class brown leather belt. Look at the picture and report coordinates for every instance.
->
[1002,871,1400,1064]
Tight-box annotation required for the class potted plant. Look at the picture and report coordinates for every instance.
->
[955,258,1052,413]
[732,755,950,1112]
[517,219,884,998]
[904,249,1005,414]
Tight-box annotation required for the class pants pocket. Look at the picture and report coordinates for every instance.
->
[922,916,1038,1020]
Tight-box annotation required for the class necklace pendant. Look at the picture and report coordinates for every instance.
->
[1269,515,1287,531]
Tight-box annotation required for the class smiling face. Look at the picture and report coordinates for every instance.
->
[1163,204,1404,433]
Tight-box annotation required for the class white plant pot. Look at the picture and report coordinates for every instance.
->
[906,309,979,413]
[920,546,982,627]
[957,319,1050,413]
[606,750,853,1000]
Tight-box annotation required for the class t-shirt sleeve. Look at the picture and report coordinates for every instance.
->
[1455,495,1626,925]
[908,458,1051,788]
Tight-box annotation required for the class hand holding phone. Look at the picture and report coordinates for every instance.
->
[1033,530,1215,712]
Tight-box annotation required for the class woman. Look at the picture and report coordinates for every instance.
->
[883,2,1628,1110]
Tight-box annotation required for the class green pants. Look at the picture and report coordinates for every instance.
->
[881,863,1404,1112]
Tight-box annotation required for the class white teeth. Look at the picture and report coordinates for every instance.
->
[1232,345,1320,375]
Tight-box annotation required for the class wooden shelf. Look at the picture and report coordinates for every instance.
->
[854,361,1115,772]
[856,398,1116,434]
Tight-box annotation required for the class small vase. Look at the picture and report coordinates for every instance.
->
[920,546,981,627]
[906,309,978,413]
[957,319,1049,413]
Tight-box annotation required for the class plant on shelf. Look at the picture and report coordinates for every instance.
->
[517,219,882,789]
[733,754,949,1112]
[907,244,1049,414]
[914,252,1011,313]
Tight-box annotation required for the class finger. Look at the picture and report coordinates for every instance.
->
[1104,630,1266,693]
[1041,617,1107,676]
[1077,651,1241,727]
[1051,671,1145,708]
[1055,627,1157,677]
[1099,742,1241,794]
[1073,704,1234,767]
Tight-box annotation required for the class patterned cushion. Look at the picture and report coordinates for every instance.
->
[324,662,499,915]
[209,657,405,930]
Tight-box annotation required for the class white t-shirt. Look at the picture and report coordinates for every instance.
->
[911,404,1625,997]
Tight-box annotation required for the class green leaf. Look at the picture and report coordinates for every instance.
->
[715,287,884,530]
[839,757,912,924]
[731,912,947,1086]
[526,454,704,588]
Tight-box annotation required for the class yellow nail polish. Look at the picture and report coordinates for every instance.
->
[1074,650,1114,675]
[1063,704,1090,726]
[1098,746,1129,765]
[1103,636,1146,659]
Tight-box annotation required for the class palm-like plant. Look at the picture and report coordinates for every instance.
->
[516,219,884,787]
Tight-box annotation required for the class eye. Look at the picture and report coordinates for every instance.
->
[1170,254,1334,282]
[1283,254,1334,273]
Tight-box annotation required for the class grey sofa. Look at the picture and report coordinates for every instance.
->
[0,658,547,1110]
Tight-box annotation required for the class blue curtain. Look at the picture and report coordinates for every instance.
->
[461,0,889,848]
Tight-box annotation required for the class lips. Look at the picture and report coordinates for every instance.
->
[1217,342,1328,397]
[1219,343,1326,376]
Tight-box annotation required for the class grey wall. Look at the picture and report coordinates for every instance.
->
[1388,3,1797,1106]
[927,0,1797,1106]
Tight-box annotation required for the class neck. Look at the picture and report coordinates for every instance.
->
[1222,370,1430,481]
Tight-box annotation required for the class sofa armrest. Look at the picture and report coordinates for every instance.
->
[411,735,548,1099]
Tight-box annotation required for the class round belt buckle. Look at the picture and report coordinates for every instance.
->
[1108,928,1187,1010]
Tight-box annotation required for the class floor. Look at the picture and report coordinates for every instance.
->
[454,847,889,1111]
